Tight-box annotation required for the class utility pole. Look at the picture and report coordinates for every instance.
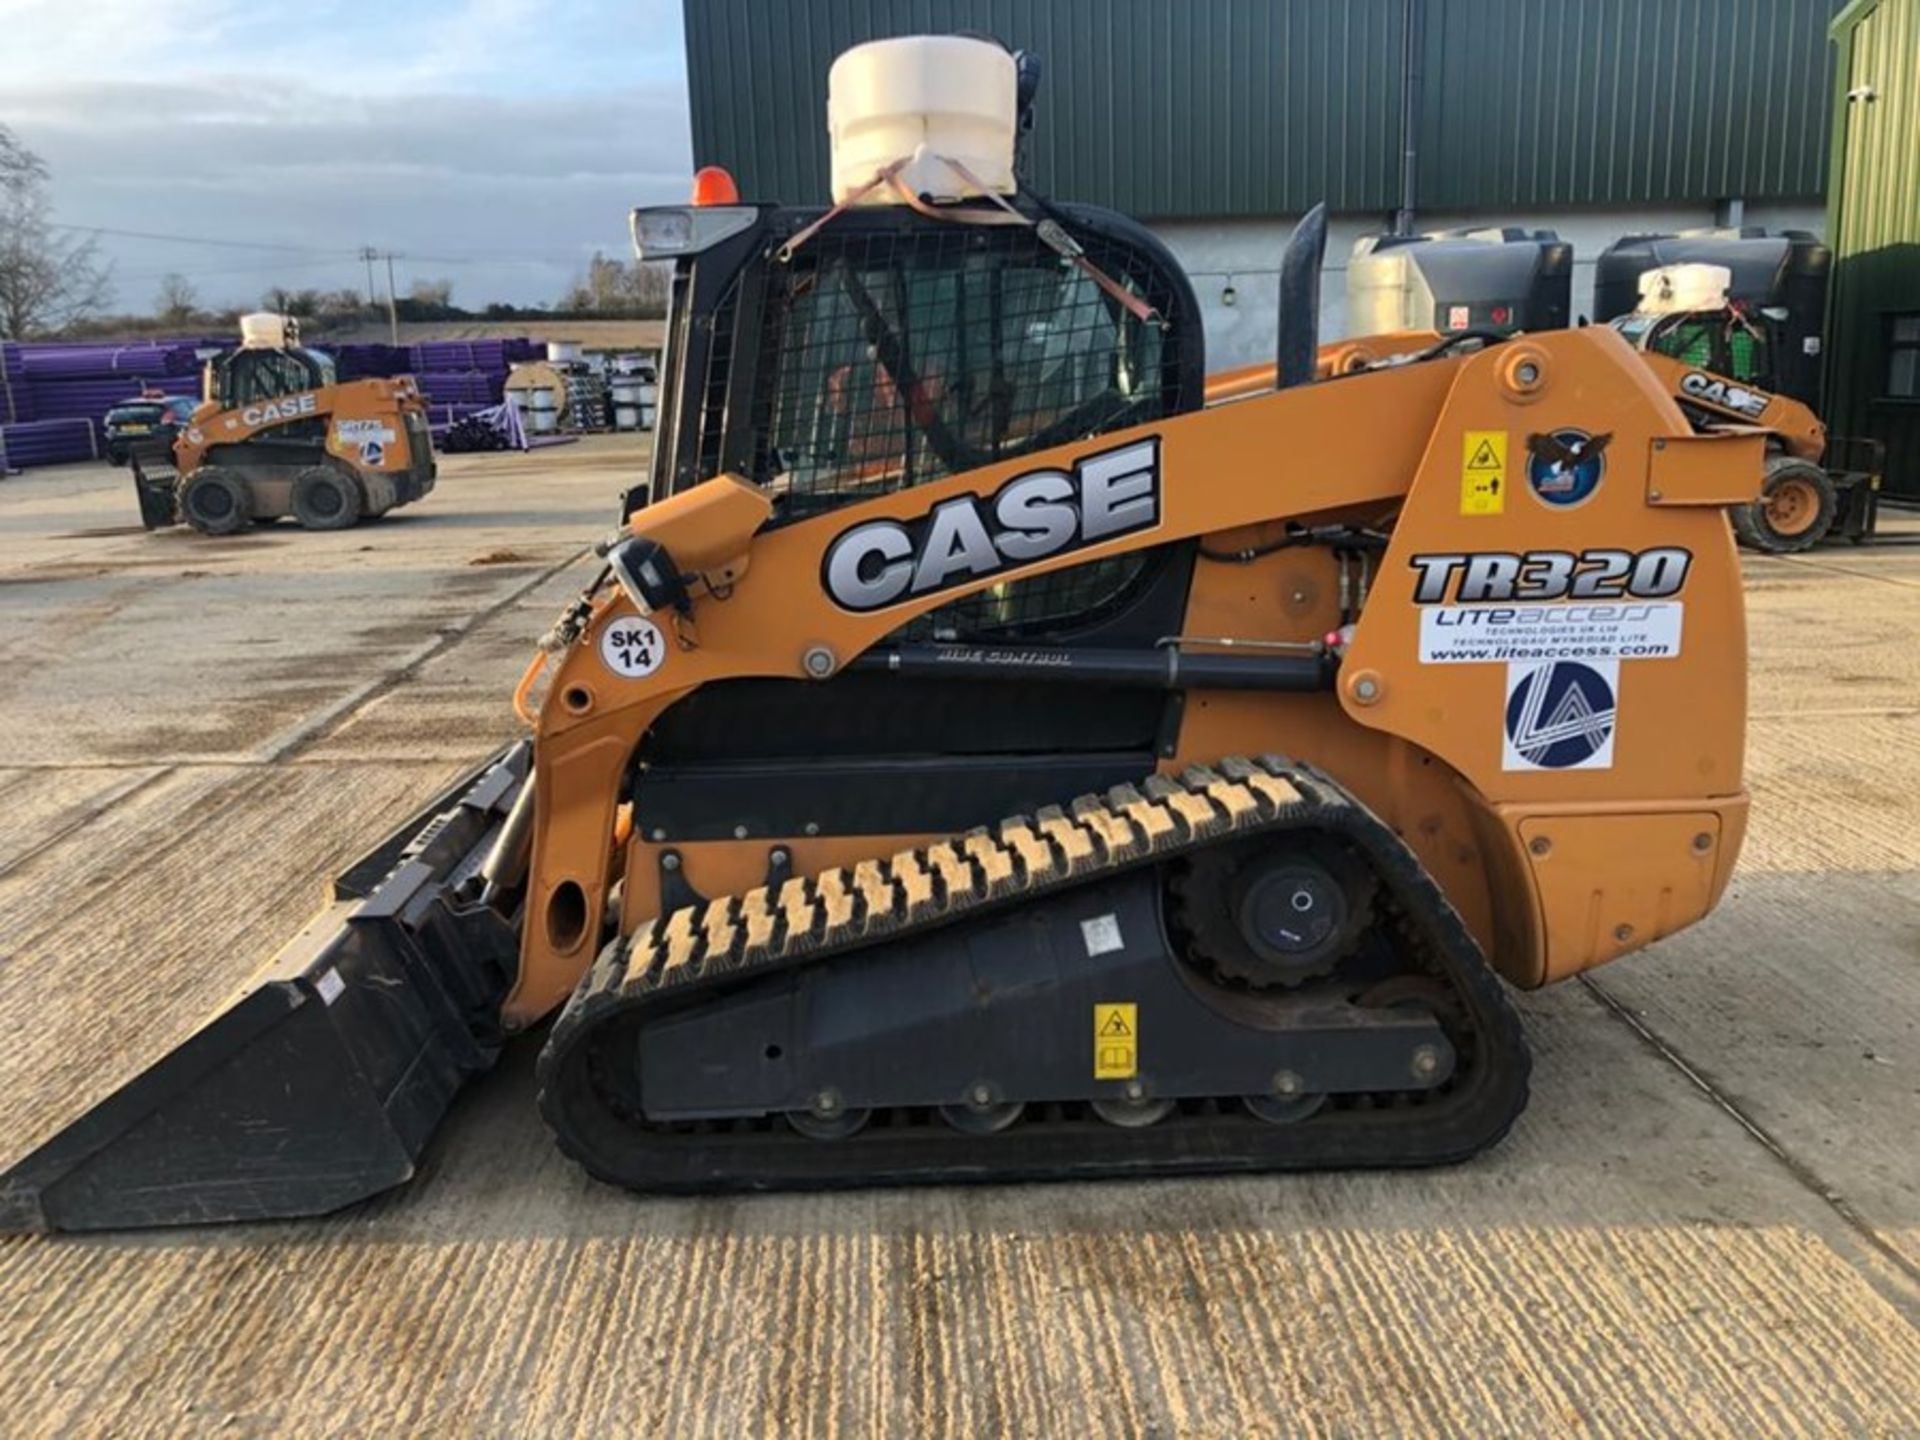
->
[384,251,401,347]
[360,246,379,309]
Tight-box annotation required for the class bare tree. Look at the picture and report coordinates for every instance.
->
[0,124,113,337]
[260,286,320,318]
[409,277,454,308]
[314,288,370,319]
[154,272,199,327]
[559,252,668,316]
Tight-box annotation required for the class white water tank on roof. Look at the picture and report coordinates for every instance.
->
[828,35,1018,205]
[1636,263,1734,315]
[238,312,297,350]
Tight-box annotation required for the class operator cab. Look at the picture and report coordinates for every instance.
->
[635,201,1202,521]
[628,175,1205,645]
[1609,264,1786,396]
[1596,229,1830,408]
[205,312,336,411]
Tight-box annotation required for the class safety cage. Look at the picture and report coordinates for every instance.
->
[647,203,1205,640]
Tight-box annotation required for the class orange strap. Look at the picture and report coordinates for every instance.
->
[936,157,1162,329]
[777,159,909,262]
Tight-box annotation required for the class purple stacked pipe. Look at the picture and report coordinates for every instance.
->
[330,343,410,381]
[0,342,30,424]
[416,371,501,404]
[405,338,544,412]
[0,418,101,469]
[0,336,220,471]
[15,343,203,378]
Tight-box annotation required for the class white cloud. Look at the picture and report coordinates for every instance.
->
[0,0,692,307]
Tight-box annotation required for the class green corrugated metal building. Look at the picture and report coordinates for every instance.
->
[681,0,1853,374]
[684,0,1840,214]
[1826,0,1920,497]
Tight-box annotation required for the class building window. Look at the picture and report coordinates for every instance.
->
[1888,313,1920,400]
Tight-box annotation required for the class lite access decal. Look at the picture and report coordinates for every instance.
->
[821,437,1161,613]
[1503,659,1617,771]
[1410,548,1690,665]
[1421,601,1682,665]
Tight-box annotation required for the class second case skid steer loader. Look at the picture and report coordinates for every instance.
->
[1609,264,1881,553]
[1,36,1763,1231]
[131,314,437,535]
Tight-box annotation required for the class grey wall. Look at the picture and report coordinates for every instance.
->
[1153,202,1827,370]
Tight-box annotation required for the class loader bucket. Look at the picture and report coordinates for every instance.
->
[128,449,179,530]
[0,744,530,1233]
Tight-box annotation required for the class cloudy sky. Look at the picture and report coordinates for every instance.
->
[0,0,694,311]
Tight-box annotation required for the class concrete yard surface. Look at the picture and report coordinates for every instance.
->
[0,444,1917,1435]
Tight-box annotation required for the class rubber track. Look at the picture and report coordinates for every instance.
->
[629,756,1307,1001]
[536,756,1531,1192]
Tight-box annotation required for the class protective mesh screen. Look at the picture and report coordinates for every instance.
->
[695,220,1190,640]
[1653,317,1770,386]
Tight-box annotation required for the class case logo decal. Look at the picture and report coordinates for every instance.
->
[240,392,318,427]
[1679,371,1770,418]
[822,438,1161,612]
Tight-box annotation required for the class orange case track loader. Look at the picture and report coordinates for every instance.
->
[132,338,436,535]
[4,183,1762,1232]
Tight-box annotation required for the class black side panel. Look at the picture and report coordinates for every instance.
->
[637,530,1197,841]
[636,751,1152,841]
[206,434,328,471]
[636,668,1164,840]
[646,672,1164,762]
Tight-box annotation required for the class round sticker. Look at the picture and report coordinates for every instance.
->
[1524,428,1612,508]
[599,616,666,678]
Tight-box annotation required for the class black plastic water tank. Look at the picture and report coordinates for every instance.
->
[1348,228,1574,337]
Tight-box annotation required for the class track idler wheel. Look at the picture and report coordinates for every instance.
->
[1171,839,1375,988]
[939,1100,1025,1135]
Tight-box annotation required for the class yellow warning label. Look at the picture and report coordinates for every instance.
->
[1460,429,1507,515]
[1093,1002,1137,1080]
